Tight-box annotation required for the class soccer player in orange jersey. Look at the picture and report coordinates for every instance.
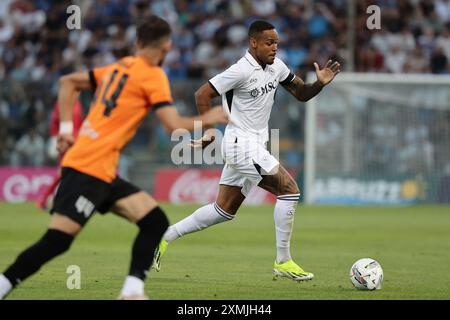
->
[0,16,228,300]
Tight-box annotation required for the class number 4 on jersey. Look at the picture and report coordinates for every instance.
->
[101,69,129,116]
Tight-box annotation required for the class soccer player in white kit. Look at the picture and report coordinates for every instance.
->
[153,20,340,281]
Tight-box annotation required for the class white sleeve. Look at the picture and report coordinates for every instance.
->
[209,63,245,95]
[278,59,295,85]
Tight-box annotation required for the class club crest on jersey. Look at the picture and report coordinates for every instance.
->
[250,88,260,98]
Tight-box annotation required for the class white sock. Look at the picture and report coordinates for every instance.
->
[164,203,234,242]
[120,275,144,297]
[0,274,13,300]
[274,194,300,264]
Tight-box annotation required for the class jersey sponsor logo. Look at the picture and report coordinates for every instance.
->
[75,195,95,218]
[249,80,278,99]
[79,120,99,139]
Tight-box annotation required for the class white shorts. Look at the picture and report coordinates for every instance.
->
[219,137,279,196]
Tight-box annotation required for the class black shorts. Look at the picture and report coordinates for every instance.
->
[50,167,141,226]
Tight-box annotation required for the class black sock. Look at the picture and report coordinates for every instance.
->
[3,229,74,287]
[129,207,169,280]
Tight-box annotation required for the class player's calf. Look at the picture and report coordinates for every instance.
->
[120,206,169,299]
[128,206,169,279]
[0,229,74,299]
[152,201,237,272]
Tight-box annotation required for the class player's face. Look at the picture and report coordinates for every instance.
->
[255,29,279,65]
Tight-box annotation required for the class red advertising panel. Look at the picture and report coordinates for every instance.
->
[155,168,276,205]
[0,167,58,203]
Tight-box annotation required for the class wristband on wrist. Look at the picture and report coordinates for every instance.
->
[59,121,73,135]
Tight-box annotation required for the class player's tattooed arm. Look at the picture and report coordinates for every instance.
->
[282,76,324,102]
[282,60,340,102]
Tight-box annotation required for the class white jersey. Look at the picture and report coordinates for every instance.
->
[210,51,295,196]
[209,50,295,144]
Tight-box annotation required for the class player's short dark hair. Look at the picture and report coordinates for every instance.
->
[248,20,275,38]
[136,15,172,47]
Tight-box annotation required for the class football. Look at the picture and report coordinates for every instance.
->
[349,258,383,290]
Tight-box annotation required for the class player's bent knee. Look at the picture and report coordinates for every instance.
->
[49,213,83,236]
[282,181,300,196]
[113,191,159,223]
[43,229,74,255]
[137,206,169,234]
[266,164,280,176]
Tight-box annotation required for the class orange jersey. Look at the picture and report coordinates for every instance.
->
[61,56,173,182]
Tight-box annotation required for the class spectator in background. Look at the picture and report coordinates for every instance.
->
[0,109,13,164]
[307,5,329,39]
[430,46,449,73]
[1,0,450,83]
[394,26,416,53]
[385,44,407,73]
[358,45,385,72]
[10,127,45,167]
[0,18,14,44]
[435,0,450,22]
[404,45,430,73]
[370,28,392,56]
[418,26,437,58]
[0,126,10,164]
[436,26,450,59]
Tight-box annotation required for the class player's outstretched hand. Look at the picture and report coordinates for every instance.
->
[314,60,341,86]
[190,132,216,149]
[190,121,222,149]
[56,133,75,155]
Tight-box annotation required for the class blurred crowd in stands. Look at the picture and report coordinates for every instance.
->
[0,0,450,167]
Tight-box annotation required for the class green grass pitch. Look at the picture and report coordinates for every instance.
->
[1,202,449,300]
